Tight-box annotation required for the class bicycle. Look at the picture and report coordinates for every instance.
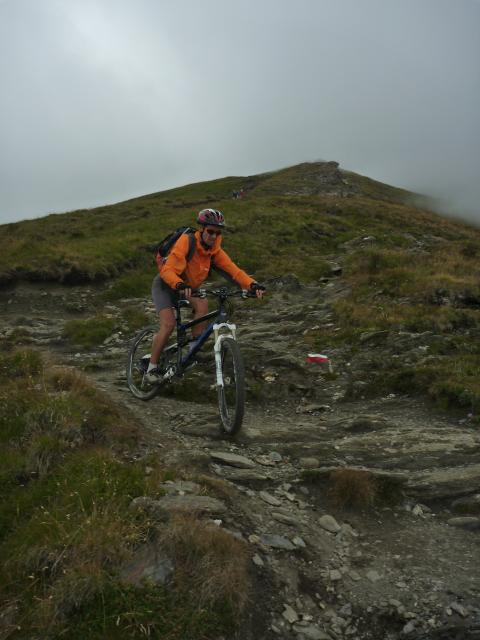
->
[126,286,257,435]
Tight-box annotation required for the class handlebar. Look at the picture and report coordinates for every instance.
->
[191,287,257,299]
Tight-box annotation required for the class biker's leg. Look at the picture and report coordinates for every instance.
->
[150,275,177,370]
[150,307,176,367]
[189,297,209,337]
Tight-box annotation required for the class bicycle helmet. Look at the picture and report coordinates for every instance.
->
[197,208,226,227]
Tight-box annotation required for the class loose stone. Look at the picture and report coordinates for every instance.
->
[252,554,265,567]
[451,494,480,514]
[299,457,320,469]
[120,544,174,587]
[260,491,282,506]
[389,599,402,608]
[222,469,269,482]
[447,516,480,530]
[282,604,299,624]
[402,621,416,634]
[255,455,277,467]
[259,534,296,550]
[366,570,382,583]
[129,497,169,520]
[272,512,300,526]
[338,523,358,538]
[293,536,306,548]
[159,481,201,494]
[156,495,227,516]
[209,451,256,468]
[318,515,341,533]
[269,451,283,463]
[292,623,332,639]
[450,602,468,617]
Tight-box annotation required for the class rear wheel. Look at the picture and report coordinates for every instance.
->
[126,326,178,401]
[217,337,245,435]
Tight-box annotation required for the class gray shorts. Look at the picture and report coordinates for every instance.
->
[152,275,177,313]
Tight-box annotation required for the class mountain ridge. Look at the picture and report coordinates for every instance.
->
[0,160,477,288]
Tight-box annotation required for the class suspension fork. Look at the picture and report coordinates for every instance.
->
[213,322,237,387]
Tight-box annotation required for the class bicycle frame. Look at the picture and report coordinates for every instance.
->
[172,297,235,375]
[127,285,256,432]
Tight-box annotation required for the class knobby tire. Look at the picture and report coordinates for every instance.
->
[217,337,245,435]
[126,326,180,401]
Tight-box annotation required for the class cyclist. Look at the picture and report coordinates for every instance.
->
[146,208,265,383]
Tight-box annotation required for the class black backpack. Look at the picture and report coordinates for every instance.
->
[155,226,196,268]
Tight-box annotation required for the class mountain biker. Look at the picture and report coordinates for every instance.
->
[146,208,265,383]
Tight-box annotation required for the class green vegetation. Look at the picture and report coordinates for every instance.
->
[102,268,153,301]
[374,355,480,417]
[121,307,150,332]
[0,348,250,638]
[63,315,117,348]
[0,161,478,634]
[1,160,479,414]
[2,161,477,288]
[301,468,404,509]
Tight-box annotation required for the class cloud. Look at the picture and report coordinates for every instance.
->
[0,0,479,224]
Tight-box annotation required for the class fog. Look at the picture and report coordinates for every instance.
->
[1,0,479,224]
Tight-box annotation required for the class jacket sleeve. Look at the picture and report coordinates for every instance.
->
[213,249,255,290]
[159,234,189,289]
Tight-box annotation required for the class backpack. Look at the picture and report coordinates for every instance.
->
[155,226,196,269]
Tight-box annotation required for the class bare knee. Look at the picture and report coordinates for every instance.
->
[191,299,208,319]
[160,319,175,335]
[158,309,176,334]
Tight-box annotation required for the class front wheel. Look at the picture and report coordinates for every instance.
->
[217,337,245,435]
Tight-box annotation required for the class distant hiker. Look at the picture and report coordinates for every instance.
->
[147,209,265,383]
[232,190,238,199]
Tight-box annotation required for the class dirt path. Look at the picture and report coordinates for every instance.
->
[1,280,480,639]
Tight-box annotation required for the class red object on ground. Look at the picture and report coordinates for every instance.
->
[306,353,330,363]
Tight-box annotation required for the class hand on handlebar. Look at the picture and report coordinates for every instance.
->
[176,282,192,300]
[250,282,266,299]
[184,285,265,300]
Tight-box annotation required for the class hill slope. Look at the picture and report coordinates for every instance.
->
[2,161,480,416]
[1,160,477,288]
[1,161,480,639]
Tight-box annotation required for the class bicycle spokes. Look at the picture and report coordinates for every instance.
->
[217,337,245,435]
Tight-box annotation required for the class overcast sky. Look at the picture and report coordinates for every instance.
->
[1,0,479,225]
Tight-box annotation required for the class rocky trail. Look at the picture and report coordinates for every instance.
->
[1,277,479,640]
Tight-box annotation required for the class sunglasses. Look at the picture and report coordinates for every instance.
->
[204,228,222,236]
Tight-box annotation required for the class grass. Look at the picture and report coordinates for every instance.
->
[375,355,480,415]
[302,468,404,510]
[1,159,480,415]
[2,161,478,288]
[121,307,151,332]
[0,348,251,639]
[328,468,379,510]
[102,268,153,301]
[306,297,480,413]
[157,514,250,618]
[300,230,480,412]
[63,315,117,348]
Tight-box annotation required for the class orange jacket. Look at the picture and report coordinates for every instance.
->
[159,230,254,291]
